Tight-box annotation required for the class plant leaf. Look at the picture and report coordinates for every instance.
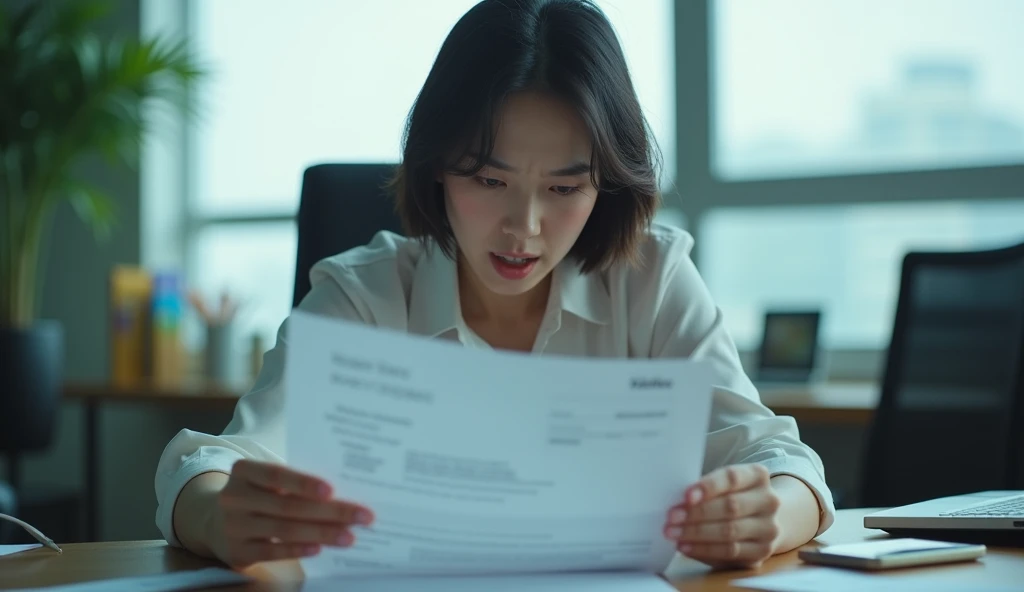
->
[67,181,116,241]
[2,2,44,47]
[2,0,206,269]
[49,0,112,41]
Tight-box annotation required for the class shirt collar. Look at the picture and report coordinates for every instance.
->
[408,241,461,338]
[551,257,611,325]
[407,241,612,337]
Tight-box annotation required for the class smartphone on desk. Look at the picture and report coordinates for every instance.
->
[798,538,986,570]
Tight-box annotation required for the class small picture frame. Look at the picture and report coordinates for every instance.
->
[756,310,822,383]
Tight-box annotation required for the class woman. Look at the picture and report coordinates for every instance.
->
[156,0,834,571]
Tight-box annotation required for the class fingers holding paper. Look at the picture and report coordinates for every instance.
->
[663,463,782,569]
[213,460,374,568]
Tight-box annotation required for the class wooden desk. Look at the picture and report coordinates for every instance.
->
[2,510,1021,591]
[64,380,244,408]
[63,381,242,542]
[757,382,877,425]
[664,508,1024,590]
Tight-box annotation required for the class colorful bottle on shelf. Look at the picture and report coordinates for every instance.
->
[109,266,152,387]
[151,271,184,386]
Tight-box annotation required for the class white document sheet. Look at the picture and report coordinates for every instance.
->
[284,310,715,580]
[733,567,1020,592]
[6,567,248,592]
[0,543,42,557]
[302,571,680,592]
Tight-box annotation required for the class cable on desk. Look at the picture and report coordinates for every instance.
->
[0,512,63,553]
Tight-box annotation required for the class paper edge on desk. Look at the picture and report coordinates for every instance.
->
[300,570,680,592]
[0,543,43,557]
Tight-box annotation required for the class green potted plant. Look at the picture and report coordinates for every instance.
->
[0,1,203,469]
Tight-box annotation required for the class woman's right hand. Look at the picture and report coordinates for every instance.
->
[210,459,374,568]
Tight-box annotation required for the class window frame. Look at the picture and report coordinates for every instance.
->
[675,1,1024,261]
[673,1,1024,377]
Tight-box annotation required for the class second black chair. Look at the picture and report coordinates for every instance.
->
[861,239,1024,508]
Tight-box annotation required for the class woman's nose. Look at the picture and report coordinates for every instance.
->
[501,194,541,241]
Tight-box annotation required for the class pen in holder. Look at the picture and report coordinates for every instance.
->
[190,290,242,386]
[205,321,236,385]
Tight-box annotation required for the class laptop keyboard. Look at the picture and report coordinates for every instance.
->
[940,495,1024,517]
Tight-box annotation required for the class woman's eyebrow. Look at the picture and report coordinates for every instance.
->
[548,161,591,176]
[482,156,591,176]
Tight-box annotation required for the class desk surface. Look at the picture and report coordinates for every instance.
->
[64,380,243,408]
[758,382,877,424]
[3,509,1020,591]
[64,381,878,424]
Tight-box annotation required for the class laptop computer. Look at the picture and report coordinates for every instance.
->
[865,490,1024,541]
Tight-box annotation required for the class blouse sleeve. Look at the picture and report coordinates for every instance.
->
[642,229,836,536]
[153,266,366,546]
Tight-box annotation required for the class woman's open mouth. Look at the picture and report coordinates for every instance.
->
[490,252,539,280]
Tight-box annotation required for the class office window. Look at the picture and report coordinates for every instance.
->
[713,0,1024,180]
[185,0,676,354]
[191,0,675,216]
[700,199,1024,349]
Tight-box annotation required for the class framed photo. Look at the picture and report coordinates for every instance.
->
[756,310,822,383]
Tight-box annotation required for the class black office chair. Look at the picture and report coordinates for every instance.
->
[0,328,81,543]
[292,163,405,307]
[860,239,1024,508]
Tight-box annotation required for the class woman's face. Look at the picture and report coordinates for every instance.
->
[443,91,598,299]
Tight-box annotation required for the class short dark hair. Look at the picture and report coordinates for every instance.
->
[391,0,661,273]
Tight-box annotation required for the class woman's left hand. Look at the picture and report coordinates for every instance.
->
[663,463,783,569]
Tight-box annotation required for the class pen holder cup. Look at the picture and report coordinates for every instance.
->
[205,323,237,385]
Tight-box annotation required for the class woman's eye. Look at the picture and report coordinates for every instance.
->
[552,185,579,196]
[475,176,504,188]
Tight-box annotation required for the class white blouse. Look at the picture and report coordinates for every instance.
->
[154,223,835,546]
